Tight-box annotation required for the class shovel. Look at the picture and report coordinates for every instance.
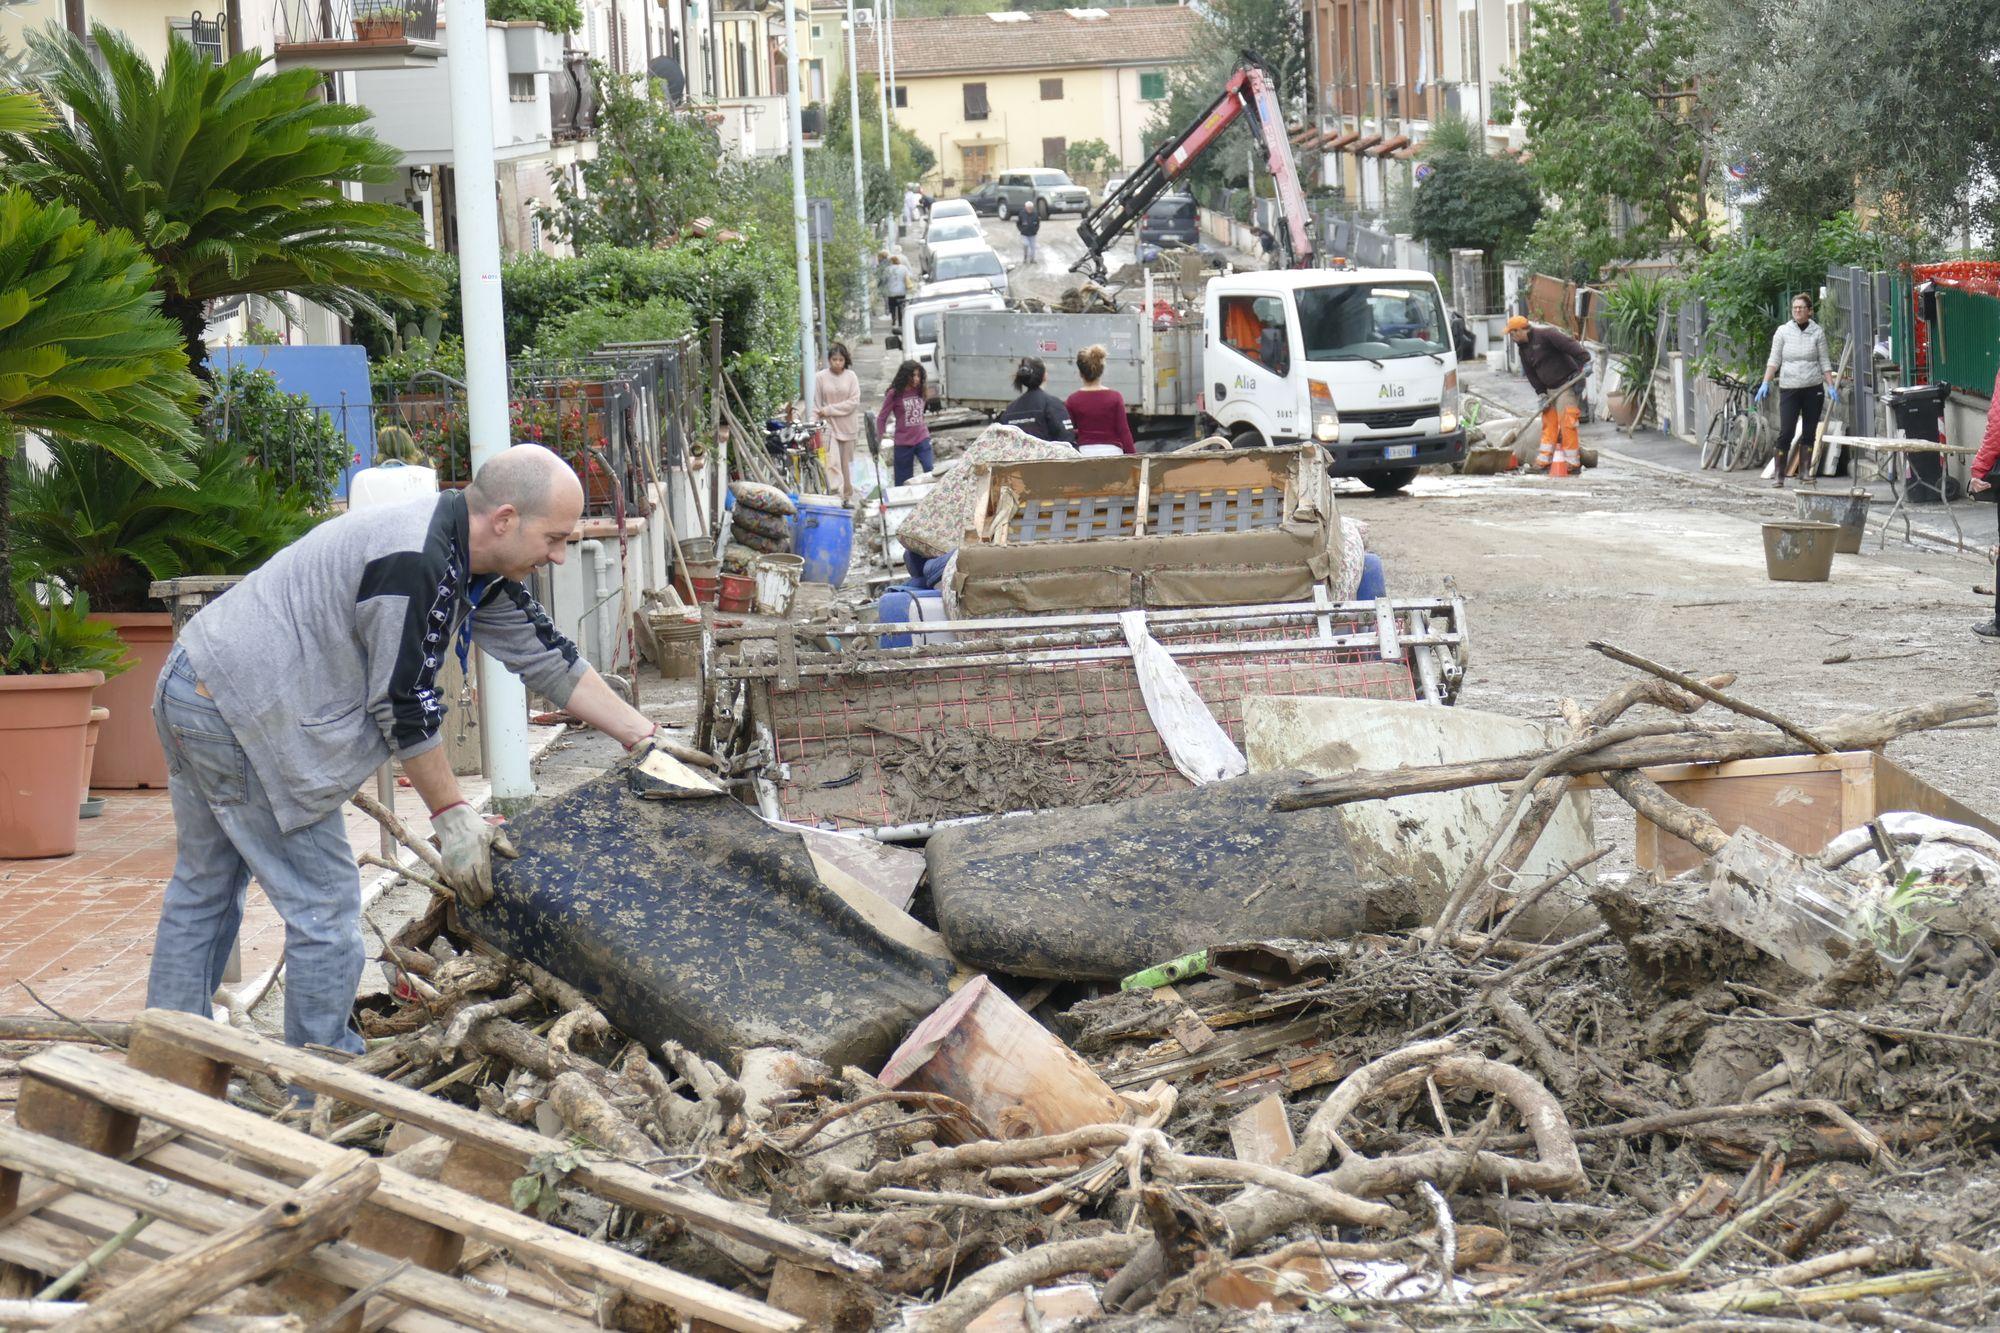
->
[864,413,896,571]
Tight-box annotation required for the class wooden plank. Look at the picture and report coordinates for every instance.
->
[878,976,1128,1142]
[127,1028,232,1100]
[0,1298,293,1330]
[19,1046,804,1333]
[16,1074,137,1157]
[1104,1015,1326,1090]
[129,1010,874,1281]
[1227,1093,1296,1168]
[46,1151,377,1333]
[0,1212,156,1288]
[0,1127,552,1333]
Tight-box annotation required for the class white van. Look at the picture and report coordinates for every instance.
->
[1203,268,1466,494]
[892,277,1007,392]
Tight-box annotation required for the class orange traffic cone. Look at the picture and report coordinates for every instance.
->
[1549,454,1571,478]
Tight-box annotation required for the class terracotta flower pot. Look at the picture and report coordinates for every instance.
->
[81,705,109,803]
[0,671,105,858]
[88,611,175,789]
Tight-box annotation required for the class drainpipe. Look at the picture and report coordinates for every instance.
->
[576,539,618,669]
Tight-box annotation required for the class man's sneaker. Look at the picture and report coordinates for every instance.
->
[1975,620,2000,639]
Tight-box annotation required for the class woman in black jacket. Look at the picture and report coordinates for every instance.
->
[996,357,1076,445]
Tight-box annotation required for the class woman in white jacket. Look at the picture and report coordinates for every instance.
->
[1756,293,1838,487]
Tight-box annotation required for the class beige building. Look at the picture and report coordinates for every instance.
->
[854,5,1199,194]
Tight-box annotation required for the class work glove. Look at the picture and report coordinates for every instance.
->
[1754,381,1770,404]
[432,801,516,908]
[1827,384,1840,406]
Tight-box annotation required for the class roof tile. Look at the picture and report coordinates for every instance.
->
[854,5,1201,77]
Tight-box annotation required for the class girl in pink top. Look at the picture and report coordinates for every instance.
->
[1065,343,1135,455]
[813,342,862,503]
[875,360,934,485]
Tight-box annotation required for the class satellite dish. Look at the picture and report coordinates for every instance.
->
[648,56,687,103]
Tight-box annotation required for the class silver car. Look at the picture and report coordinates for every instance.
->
[920,215,985,277]
[992,168,1092,219]
[924,243,1008,298]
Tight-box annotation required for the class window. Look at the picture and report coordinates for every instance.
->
[1219,294,1290,374]
[962,82,988,121]
[1457,6,1479,88]
[508,73,536,101]
[892,85,908,108]
[1139,70,1166,101]
[1040,77,1063,100]
[810,23,822,38]
[1294,283,1448,361]
[169,15,224,63]
[808,58,825,103]
[1506,0,1530,66]
[1041,137,1066,169]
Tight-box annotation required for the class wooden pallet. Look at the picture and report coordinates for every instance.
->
[3,1010,829,1332]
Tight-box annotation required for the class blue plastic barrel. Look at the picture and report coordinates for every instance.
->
[790,501,855,586]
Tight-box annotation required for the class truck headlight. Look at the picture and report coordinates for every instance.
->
[1314,414,1340,442]
[1439,410,1459,433]
[1309,379,1339,442]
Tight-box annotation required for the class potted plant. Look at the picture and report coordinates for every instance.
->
[11,434,312,789]
[0,588,129,856]
[1603,273,1674,429]
[0,155,204,852]
[354,4,415,40]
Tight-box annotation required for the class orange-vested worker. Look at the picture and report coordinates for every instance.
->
[1507,314,1592,472]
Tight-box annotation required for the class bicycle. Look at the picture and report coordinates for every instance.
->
[1701,372,1766,471]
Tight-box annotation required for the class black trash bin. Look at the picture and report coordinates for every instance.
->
[1889,382,1954,502]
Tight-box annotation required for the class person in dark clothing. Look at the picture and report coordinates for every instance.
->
[1507,315,1592,472]
[996,357,1075,444]
[1015,199,1042,266]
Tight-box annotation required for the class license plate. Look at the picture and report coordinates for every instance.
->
[1384,444,1417,460]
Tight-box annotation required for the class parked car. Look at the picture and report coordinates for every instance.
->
[964,181,1005,216]
[929,197,977,224]
[921,216,985,276]
[991,168,1092,219]
[923,243,1008,299]
[886,277,1009,393]
[1101,176,1128,204]
[1138,193,1200,248]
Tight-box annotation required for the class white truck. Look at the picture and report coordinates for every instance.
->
[934,265,1466,494]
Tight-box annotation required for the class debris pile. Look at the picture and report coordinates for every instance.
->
[7,654,2000,1330]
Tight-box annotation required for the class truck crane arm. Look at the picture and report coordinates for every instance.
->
[1070,52,1314,282]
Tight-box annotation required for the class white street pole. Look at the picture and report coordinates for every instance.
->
[872,9,890,178]
[785,0,816,422]
[444,0,531,805]
[845,0,870,336]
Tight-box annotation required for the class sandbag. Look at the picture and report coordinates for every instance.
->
[731,480,797,516]
[734,528,791,555]
[927,772,1420,978]
[731,506,794,542]
[463,770,954,1067]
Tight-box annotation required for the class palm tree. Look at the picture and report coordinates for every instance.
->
[0,24,441,376]
[0,188,200,632]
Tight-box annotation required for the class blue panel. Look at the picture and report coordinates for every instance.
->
[210,345,377,498]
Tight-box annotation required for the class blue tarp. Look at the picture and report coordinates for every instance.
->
[211,345,377,498]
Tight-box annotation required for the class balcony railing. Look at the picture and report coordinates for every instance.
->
[272,0,439,49]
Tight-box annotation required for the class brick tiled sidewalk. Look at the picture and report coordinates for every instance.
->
[0,780,456,1025]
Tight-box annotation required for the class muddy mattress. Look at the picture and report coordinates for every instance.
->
[926,772,1422,978]
[463,771,955,1068]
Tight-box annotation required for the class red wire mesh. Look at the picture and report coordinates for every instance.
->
[763,618,1422,830]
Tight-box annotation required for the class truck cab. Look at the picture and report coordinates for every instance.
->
[1202,268,1466,494]
[896,277,1008,397]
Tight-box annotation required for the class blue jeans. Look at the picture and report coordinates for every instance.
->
[893,440,934,485]
[1356,552,1386,601]
[146,646,365,1054]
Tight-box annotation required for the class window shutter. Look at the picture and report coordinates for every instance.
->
[1040,77,1062,100]
[962,82,988,120]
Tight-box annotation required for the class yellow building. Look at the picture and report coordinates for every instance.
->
[854,5,1199,194]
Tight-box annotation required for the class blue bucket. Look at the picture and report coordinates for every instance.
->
[790,501,855,587]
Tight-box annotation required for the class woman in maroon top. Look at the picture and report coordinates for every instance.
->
[1066,344,1135,455]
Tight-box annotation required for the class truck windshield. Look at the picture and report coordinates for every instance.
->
[935,252,1003,283]
[914,312,940,344]
[1294,283,1448,361]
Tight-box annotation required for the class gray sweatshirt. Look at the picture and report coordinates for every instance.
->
[180,490,587,832]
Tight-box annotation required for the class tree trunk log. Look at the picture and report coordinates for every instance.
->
[1273,695,1993,811]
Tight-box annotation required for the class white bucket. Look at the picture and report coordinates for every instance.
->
[1078,443,1125,459]
[753,553,805,616]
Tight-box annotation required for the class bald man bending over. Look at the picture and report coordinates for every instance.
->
[149,444,655,1054]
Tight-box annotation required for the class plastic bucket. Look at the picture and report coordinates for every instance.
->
[790,501,856,587]
[681,557,721,606]
[1793,489,1871,555]
[1762,520,1840,582]
[718,572,757,613]
[654,617,703,679]
[753,553,806,617]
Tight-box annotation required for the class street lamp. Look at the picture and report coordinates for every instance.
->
[781,0,816,423]
[844,0,870,336]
